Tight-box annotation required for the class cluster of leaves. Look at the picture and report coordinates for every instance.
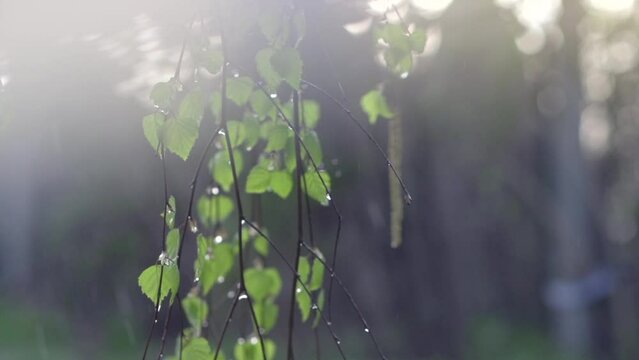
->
[136,1,336,359]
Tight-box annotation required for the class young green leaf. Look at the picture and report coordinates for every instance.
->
[409,28,427,53]
[163,115,200,160]
[246,166,272,194]
[265,123,291,152]
[254,301,279,334]
[138,264,180,306]
[295,282,312,322]
[234,338,276,360]
[150,79,178,110]
[298,256,310,284]
[244,267,282,301]
[309,256,325,291]
[201,49,224,75]
[197,195,234,227]
[209,149,244,192]
[182,337,213,360]
[312,290,325,328]
[270,47,303,90]
[249,90,275,119]
[227,76,254,106]
[182,295,208,330]
[256,48,280,89]
[254,234,269,256]
[165,228,180,259]
[303,170,332,206]
[270,171,293,198]
[142,113,165,153]
[302,100,320,128]
[360,89,394,124]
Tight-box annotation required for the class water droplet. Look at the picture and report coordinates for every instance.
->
[336,340,341,345]
[214,235,223,244]
[250,336,258,344]
[241,219,246,225]
[232,70,240,78]
[218,129,226,135]
[212,187,220,195]
[227,290,235,298]
[312,305,318,310]
[193,277,200,283]
[217,276,225,283]
[189,218,198,233]
[327,321,332,326]
[364,328,370,333]
[154,319,158,323]
[238,293,248,300]
[296,287,302,294]
[269,93,277,99]
[238,337,246,344]
[325,194,332,201]
[205,254,211,261]
[400,72,408,79]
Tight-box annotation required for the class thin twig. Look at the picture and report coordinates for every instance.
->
[301,243,387,360]
[243,219,346,359]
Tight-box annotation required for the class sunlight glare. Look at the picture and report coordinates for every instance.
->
[585,0,635,16]
[514,0,562,28]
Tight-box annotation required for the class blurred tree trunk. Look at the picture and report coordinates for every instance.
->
[549,0,595,356]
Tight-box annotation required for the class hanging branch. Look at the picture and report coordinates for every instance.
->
[212,21,268,360]
[243,219,346,359]
[285,91,305,360]
[301,242,387,360]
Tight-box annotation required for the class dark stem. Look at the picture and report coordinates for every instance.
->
[243,219,346,359]
[301,243,388,360]
[285,91,304,360]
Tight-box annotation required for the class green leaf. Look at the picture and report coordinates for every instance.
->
[270,47,303,90]
[298,256,310,284]
[309,255,325,291]
[227,120,247,148]
[138,264,180,306]
[302,100,320,128]
[166,228,180,259]
[150,79,178,110]
[245,267,282,301]
[234,338,276,360]
[178,90,205,123]
[409,28,427,53]
[163,195,176,228]
[265,123,291,152]
[163,115,200,160]
[197,195,234,227]
[256,48,280,89]
[360,89,394,124]
[383,48,413,75]
[209,149,244,192]
[254,301,279,334]
[302,130,323,164]
[198,242,234,295]
[270,171,293,198]
[227,76,254,106]
[296,281,312,322]
[254,234,269,256]
[182,337,213,360]
[182,295,208,330]
[249,91,274,119]
[303,170,332,206]
[246,166,272,194]
[243,117,261,149]
[202,49,224,75]
[143,113,165,153]
[377,24,411,52]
